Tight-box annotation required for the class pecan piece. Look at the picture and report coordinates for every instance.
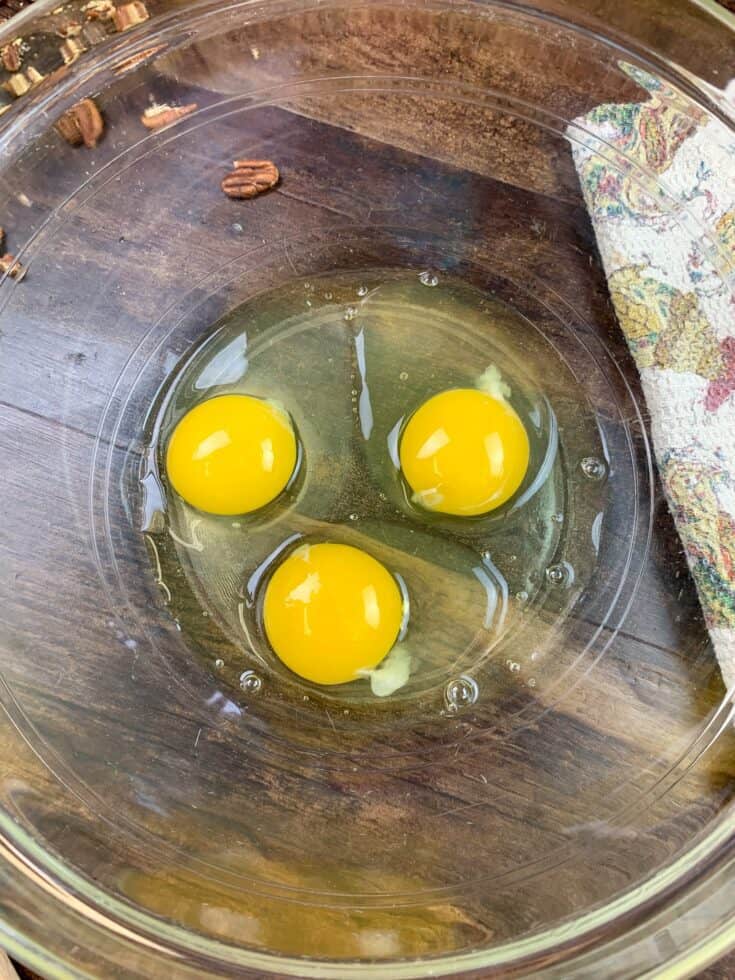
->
[25,66,44,87]
[113,1,149,31]
[221,159,280,199]
[55,97,104,148]
[1,42,20,72]
[4,71,29,97]
[0,252,25,280]
[141,102,197,129]
[82,20,108,44]
[60,37,86,64]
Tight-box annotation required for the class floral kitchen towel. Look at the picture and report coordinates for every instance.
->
[570,66,735,691]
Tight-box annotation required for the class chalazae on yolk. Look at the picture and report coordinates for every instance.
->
[263,543,404,685]
[166,393,297,515]
[399,388,529,517]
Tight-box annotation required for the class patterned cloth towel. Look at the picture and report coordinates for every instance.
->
[570,67,735,691]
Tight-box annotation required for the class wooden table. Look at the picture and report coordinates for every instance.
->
[0,0,734,977]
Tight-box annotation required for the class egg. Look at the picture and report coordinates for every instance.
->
[399,387,529,516]
[166,394,297,515]
[263,542,404,685]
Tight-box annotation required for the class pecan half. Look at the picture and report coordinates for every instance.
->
[141,102,197,129]
[55,97,104,148]
[1,43,20,72]
[113,1,149,31]
[221,159,280,199]
[0,252,25,280]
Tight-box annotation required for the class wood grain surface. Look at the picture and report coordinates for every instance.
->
[1,103,730,974]
[0,0,734,977]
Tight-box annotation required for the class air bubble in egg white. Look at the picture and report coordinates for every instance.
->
[444,675,479,713]
[580,456,606,481]
[239,670,262,693]
[546,562,574,587]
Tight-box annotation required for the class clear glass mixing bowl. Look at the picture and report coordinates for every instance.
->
[1,0,734,976]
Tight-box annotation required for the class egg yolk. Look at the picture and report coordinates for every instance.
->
[399,388,529,517]
[166,394,297,515]
[263,542,404,685]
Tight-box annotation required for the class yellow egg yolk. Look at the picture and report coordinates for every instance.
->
[263,542,404,685]
[399,388,529,517]
[166,394,297,516]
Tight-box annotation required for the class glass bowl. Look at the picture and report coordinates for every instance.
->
[0,0,734,976]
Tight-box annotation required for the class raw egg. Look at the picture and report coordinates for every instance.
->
[166,393,297,515]
[263,542,404,685]
[399,387,529,516]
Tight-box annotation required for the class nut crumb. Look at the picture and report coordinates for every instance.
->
[55,97,104,148]
[0,253,25,280]
[57,21,83,38]
[113,1,149,31]
[221,159,280,199]
[141,102,197,129]
[83,0,115,19]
